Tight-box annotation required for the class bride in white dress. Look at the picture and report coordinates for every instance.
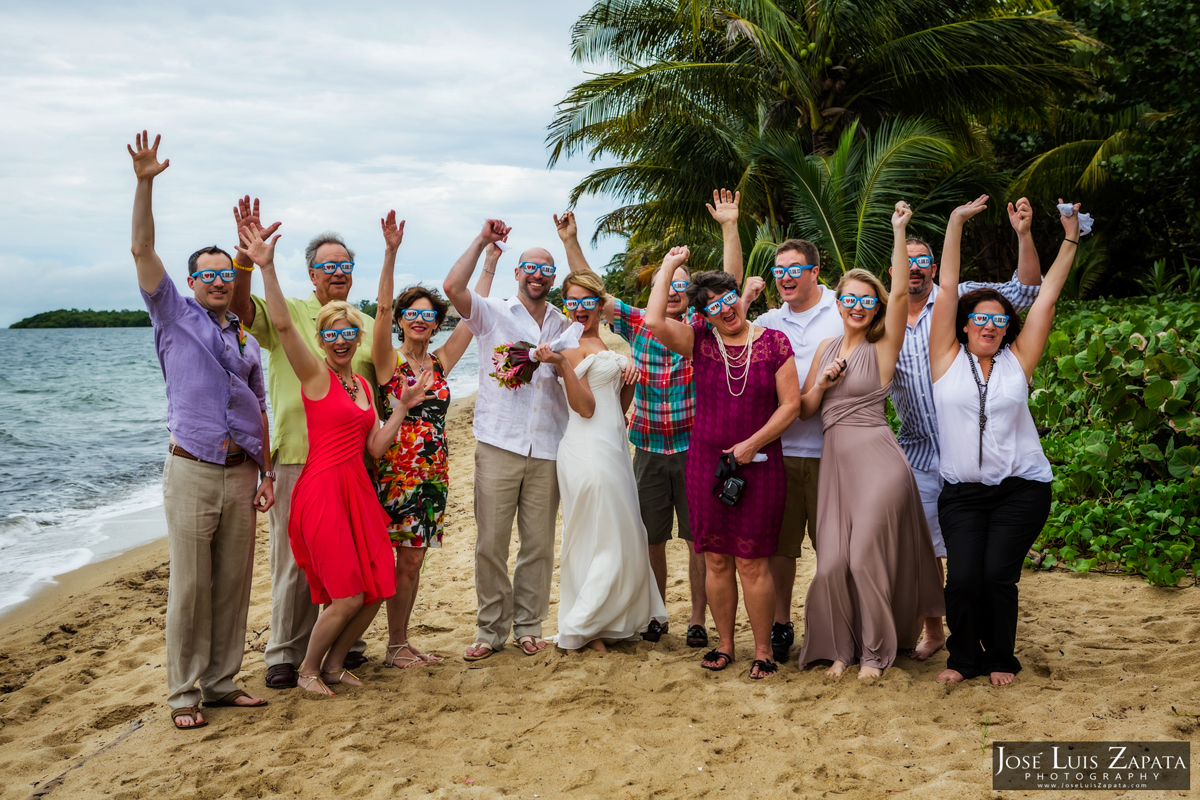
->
[533,270,669,652]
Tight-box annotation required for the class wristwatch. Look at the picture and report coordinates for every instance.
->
[261,471,276,480]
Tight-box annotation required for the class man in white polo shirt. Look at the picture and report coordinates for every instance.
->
[750,239,845,665]
[443,219,571,661]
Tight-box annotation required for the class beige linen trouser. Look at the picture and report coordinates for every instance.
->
[473,442,560,648]
[264,463,366,668]
[163,455,257,709]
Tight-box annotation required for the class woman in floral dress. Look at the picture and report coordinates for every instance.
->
[371,211,496,667]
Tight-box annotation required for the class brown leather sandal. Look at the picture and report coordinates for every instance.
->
[203,689,268,708]
[171,705,208,730]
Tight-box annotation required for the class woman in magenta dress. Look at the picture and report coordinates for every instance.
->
[646,247,800,680]
[239,225,424,697]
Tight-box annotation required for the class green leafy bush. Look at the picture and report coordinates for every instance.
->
[1029,296,1200,585]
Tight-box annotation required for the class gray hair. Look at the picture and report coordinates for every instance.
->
[305,232,355,269]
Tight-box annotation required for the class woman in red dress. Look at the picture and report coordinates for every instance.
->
[239,225,428,696]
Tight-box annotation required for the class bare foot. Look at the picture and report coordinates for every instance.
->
[990,671,1015,686]
[912,631,945,661]
[297,673,336,696]
[824,660,847,678]
[858,666,883,680]
[936,668,965,683]
[584,639,608,653]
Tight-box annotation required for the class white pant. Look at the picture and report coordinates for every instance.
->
[912,465,946,558]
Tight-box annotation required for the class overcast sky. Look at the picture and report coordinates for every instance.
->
[0,1,625,326]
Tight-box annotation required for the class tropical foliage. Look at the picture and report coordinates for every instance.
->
[9,309,151,328]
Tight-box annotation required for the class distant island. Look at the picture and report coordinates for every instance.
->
[9,309,151,329]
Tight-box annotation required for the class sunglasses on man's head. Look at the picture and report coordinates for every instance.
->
[520,262,557,277]
[669,279,689,294]
[563,297,599,311]
[703,290,739,316]
[191,269,237,284]
[319,327,360,343]
[313,261,355,275]
[400,309,438,322]
[771,265,813,279]
[838,294,878,310]
[908,255,934,269]
[968,312,1010,328]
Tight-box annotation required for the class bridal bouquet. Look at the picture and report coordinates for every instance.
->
[489,341,539,389]
[489,323,585,391]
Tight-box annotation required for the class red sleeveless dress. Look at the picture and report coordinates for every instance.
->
[289,371,396,606]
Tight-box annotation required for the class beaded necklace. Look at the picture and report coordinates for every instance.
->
[714,324,755,397]
[325,360,359,402]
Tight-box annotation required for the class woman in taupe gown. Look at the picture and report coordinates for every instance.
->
[796,202,945,679]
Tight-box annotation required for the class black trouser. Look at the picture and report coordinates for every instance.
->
[939,477,1052,679]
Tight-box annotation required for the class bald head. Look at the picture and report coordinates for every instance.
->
[515,246,556,303]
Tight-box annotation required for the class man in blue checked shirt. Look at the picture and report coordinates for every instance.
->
[892,197,1043,660]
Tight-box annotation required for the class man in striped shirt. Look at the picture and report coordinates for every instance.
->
[556,193,743,648]
[892,197,1043,660]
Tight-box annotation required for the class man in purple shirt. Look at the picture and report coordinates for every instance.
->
[129,131,275,730]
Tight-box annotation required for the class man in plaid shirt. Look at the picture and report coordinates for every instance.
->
[556,192,743,648]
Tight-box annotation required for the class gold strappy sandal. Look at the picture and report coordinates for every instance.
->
[297,672,336,696]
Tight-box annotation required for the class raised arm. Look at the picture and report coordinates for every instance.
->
[1010,202,1081,380]
[875,201,915,374]
[930,195,990,381]
[436,242,500,373]
[644,246,697,358]
[443,219,509,320]
[707,188,744,285]
[229,196,281,329]
[237,226,327,396]
[1008,197,1042,287]
[128,131,169,293]
[556,210,618,326]
[532,345,595,419]
[373,210,406,383]
[367,370,433,458]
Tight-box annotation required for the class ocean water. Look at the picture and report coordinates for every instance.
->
[0,326,479,612]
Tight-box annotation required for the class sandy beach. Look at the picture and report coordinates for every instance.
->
[1,333,1197,799]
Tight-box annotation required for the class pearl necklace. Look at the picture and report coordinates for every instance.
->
[715,324,755,397]
[325,359,358,401]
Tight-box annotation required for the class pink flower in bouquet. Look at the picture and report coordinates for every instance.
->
[488,341,539,390]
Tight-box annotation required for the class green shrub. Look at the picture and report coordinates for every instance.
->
[1029,296,1200,585]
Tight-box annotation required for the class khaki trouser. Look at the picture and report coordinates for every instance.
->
[473,442,560,647]
[163,455,258,709]
[264,463,366,667]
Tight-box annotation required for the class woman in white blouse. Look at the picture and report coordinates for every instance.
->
[927,196,1081,686]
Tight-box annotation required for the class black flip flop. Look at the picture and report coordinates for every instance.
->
[686,625,708,648]
[749,659,778,680]
[700,649,733,671]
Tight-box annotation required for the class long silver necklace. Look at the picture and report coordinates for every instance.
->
[965,348,992,468]
[401,345,430,377]
[715,324,755,397]
[324,359,359,401]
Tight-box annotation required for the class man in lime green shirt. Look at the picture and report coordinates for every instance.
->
[230,198,376,688]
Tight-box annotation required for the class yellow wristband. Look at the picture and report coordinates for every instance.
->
[234,259,254,272]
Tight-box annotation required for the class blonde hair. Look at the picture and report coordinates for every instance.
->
[835,268,889,343]
[560,269,607,309]
[314,300,365,344]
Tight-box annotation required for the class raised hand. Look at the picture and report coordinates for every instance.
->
[485,240,506,262]
[127,130,169,180]
[398,369,434,410]
[706,188,741,226]
[951,194,989,224]
[892,200,913,230]
[740,275,766,307]
[1007,196,1032,235]
[236,225,281,269]
[234,196,282,248]
[553,210,578,242]
[532,343,564,366]
[381,210,406,252]
[1058,198,1082,239]
[480,218,511,245]
[662,245,690,270]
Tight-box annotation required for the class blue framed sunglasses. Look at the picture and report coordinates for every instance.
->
[908,255,934,269]
[400,309,439,322]
[669,279,689,293]
[703,290,739,316]
[771,265,814,279]
[838,294,879,310]
[563,297,599,311]
[191,269,237,283]
[968,312,1010,328]
[313,261,355,275]
[520,262,557,278]
[319,327,360,343]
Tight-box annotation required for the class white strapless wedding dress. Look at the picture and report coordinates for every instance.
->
[552,350,668,649]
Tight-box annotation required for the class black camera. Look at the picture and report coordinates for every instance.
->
[713,453,746,506]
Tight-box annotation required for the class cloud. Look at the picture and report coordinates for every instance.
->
[0,1,627,325]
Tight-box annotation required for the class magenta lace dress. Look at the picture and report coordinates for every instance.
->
[686,325,793,558]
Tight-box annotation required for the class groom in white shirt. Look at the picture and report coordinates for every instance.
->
[444,219,571,660]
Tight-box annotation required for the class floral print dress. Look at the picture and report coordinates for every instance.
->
[376,353,450,548]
